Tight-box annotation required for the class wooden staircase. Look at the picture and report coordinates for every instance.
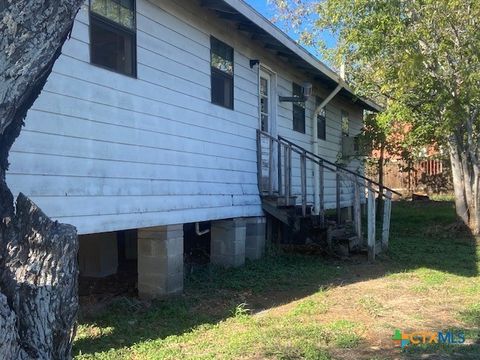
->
[256,130,401,259]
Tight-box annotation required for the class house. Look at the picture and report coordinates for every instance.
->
[6,0,386,298]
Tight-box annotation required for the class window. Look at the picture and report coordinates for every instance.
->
[316,99,326,140]
[341,110,349,136]
[211,37,234,109]
[292,83,305,133]
[260,76,269,132]
[90,0,136,77]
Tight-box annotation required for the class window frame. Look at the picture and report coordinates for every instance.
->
[210,36,234,110]
[292,82,305,134]
[89,0,137,78]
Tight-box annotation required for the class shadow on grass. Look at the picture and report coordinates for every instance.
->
[73,200,479,357]
[74,295,217,356]
[388,200,478,278]
[73,254,343,357]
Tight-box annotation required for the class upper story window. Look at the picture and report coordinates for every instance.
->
[90,0,136,77]
[292,83,305,133]
[341,110,349,136]
[316,97,326,140]
[211,37,234,109]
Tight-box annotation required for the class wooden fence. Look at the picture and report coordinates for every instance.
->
[368,159,451,194]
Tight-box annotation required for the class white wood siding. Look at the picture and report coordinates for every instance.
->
[6,0,365,234]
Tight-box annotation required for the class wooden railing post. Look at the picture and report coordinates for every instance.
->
[277,141,283,196]
[319,160,324,224]
[382,190,392,251]
[367,185,376,261]
[353,179,362,240]
[256,130,262,194]
[268,136,274,195]
[284,145,291,201]
[336,172,341,224]
[288,147,292,198]
[300,151,307,216]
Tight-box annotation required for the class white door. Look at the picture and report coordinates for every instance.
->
[259,70,276,190]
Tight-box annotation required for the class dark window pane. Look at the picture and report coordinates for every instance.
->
[211,37,233,75]
[211,68,233,109]
[293,83,302,96]
[91,0,135,29]
[293,103,305,133]
[354,136,360,152]
[293,83,305,109]
[316,97,326,140]
[317,114,326,140]
[210,37,234,109]
[119,0,134,10]
[91,17,135,76]
[292,83,305,133]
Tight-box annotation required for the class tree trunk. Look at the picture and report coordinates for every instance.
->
[449,138,469,225]
[0,1,84,358]
[472,165,480,234]
[0,194,78,359]
[460,151,474,216]
[448,134,480,234]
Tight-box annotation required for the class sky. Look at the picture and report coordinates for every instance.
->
[243,0,337,62]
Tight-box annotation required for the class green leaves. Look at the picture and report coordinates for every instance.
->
[270,0,480,148]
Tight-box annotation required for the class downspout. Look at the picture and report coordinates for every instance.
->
[312,82,344,214]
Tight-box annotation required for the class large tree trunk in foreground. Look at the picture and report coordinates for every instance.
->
[1,0,84,358]
[0,194,78,359]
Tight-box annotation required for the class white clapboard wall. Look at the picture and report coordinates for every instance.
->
[6,0,365,234]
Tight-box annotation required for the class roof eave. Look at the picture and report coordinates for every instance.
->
[212,0,382,112]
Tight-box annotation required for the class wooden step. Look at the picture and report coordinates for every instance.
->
[261,194,297,207]
[294,204,314,216]
[261,199,298,229]
[348,236,361,251]
[277,196,297,207]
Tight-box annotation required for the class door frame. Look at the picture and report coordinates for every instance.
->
[258,65,278,191]
[258,65,277,137]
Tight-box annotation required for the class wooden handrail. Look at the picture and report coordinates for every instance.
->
[258,130,371,198]
[277,134,402,198]
[257,129,398,200]
[256,129,393,258]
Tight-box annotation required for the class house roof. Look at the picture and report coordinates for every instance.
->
[200,0,382,112]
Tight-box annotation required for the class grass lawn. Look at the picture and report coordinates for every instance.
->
[74,201,480,359]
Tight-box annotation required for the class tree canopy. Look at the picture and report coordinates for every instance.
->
[271,0,480,231]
